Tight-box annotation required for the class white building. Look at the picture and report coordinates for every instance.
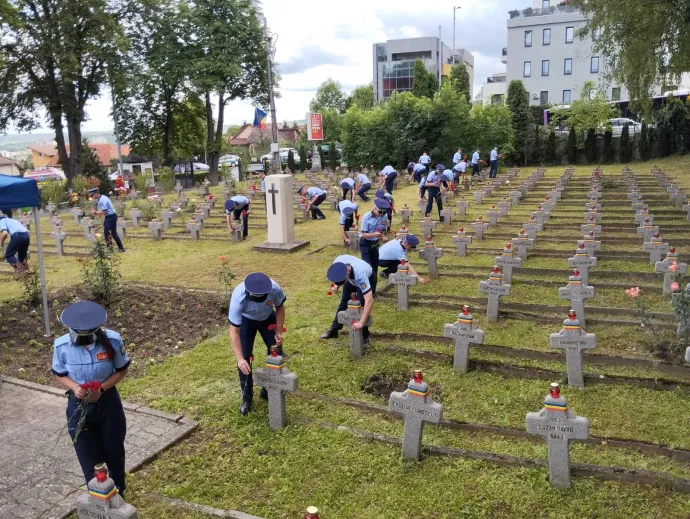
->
[482,0,690,106]
[372,37,475,102]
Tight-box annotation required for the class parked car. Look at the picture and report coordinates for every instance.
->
[321,144,342,161]
[219,154,241,167]
[173,162,210,173]
[610,118,642,137]
[260,148,300,165]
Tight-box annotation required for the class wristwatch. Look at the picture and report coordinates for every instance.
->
[99,387,105,395]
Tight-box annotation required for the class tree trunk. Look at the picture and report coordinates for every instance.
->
[204,91,224,186]
[162,89,174,166]
[66,116,83,178]
[50,110,72,185]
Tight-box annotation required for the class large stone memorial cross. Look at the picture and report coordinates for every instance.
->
[443,305,484,372]
[389,371,443,461]
[255,174,309,252]
[253,346,299,430]
[478,266,511,322]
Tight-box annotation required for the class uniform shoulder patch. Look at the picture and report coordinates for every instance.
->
[360,282,367,289]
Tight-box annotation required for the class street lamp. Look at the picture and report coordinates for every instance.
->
[452,6,461,65]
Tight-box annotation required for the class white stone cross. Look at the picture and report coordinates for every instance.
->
[179,194,188,209]
[473,190,484,205]
[567,244,597,286]
[471,217,489,241]
[583,209,601,223]
[80,218,95,239]
[455,198,470,217]
[509,190,520,206]
[116,219,128,239]
[558,271,595,329]
[187,219,202,240]
[656,249,688,295]
[495,244,522,285]
[161,210,174,229]
[399,205,413,224]
[486,206,500,226]
[389,371,443,461]
[71,207,84,225]
[550,310,597,388]
[174,182,183,198]
[478,266,511,321]
[633,209,652,225]
[337,295,372,357]
[389,260,418,311]
[129,208,142,227]
[420,217,437,238]
[522,220,540,241]
[644,234,669,264]
[148,220,163,240]
[578,232,601,257]
[231,215,244,242]
[346,228,361,252]
[636,221,659,244]
[254,346,299,430]
[532,207,549,228]
[511,231,534,261]
[51,223,66,256]
[580,220,601,234]
[76,465,138,519]
[526,383,589,488]
[683,202,690,222]
[443,305,484,372]
[419,237,443,279]
[498,199,512,217]
[452,228,472,257]
[439,208,455,226]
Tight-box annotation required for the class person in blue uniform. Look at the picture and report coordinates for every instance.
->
[419,152,431,174]
[440,165,454,189]
[471,147,481,177]
[88,188,125,252]
[412,162,427,184]
[406,162,415,177]
[418,171,428,201]
[52,301,130,494]
[0,215,30,269]
[359,198,390,296]
[378,234,424,280]
[340,177,355,201]
[490,146,500,178]
[424,165,444,222]
[452,159,467,182]
[338,200,358,246]
[297,185,327,219]
[452,148,463,166]
[375,189,394,232]
[0,207,12,218]
[355,172,371,202]
[320,255,374,341]
[379,165,397,195]
[225,195,251,238]
[228,272,287,415]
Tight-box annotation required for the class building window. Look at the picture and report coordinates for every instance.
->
[491,94,505,105]
[565,26,574,43]
[377,55,387,62]
[592,28,601,41]
[612,87,621,101]
[564,58,572,75]
[543,29,551,45]
[542,60,550,76]
[563,90,571,104]
[542,0,550,7]
[540,91,549,104]
[525,30,532,47]
[591,56,599,73]
[523,61,531,77]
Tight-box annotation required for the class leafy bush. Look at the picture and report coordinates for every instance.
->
[16,268,41,307]
[620,123,633,163]
[545,130,557,164]
[72,175,89,196]
[602,130,613,163]
[639,122,651,161]
[566,128,578,164]
[132,173,149,193]
[298,145,307,172]
[158,166,175,192]
[40,180,65,207]
[131,200,159,221]
[287,150,296,172]
[80,237,121,307]
[584,128,597,163]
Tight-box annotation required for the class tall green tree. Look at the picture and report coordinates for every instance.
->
[620,123,632,163]
[450,63,471,100]
[550,82,616,139]
[584,128,598,163]
[287,149,296,172]
[575,0,690,112]
[566,129,578,164]
[309,78,347,113]
[639,122,650,161]
[0,0,125,182]
[347,84,375,110]
[602,129,613,163]
[298,144,307,171]
[506,80,530,165]
[189,0,269,185]
[546,130,557,165]
[411,59,431,98]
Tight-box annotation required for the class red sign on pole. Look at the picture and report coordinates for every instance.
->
[307,112,323,141]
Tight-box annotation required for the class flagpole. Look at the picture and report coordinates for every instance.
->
[264,17,280,172]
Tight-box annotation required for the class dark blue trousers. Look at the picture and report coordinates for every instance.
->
[357,184,371,201]
[385,172,397,195]
[425,187,443,221]
[67,389,127,492]
[342,188,353,201]
[5,231,29,265]
[232,208,249,237]
[490,160,498,178]
[360,240,379,296]
[413,171,424,184]
[103,214,124,251]
[238,312,281,402]
[378,259,401,275]
[310,193,327,219]
[330,281,370,339]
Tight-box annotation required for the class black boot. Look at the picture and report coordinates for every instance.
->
[239,400,252,415]
[259,387,268,400]
[320,328,338,339]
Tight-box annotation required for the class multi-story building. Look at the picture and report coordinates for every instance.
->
[481,0,689,106]
[372,37,475,102]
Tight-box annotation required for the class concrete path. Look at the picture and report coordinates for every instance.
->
[0,377,196,519]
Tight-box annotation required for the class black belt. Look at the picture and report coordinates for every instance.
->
[11,232,29,237]
[67,386,116,401]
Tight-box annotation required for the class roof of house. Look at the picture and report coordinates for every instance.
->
[27,145,58,156]
[0,156,23,168]
[229,123,304,146]
[45,144,130,168]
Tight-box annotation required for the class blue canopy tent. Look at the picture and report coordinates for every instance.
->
[0,174,51,335]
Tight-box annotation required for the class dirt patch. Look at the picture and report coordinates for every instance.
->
[0,285,227,385]
[361,371,443,402]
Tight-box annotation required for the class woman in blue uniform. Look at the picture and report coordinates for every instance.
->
[52,301,130,494]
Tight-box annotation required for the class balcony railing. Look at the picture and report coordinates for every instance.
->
[508,5,579,19]
[486,75,507,84]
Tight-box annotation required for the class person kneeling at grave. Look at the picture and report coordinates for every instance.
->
[375,189,394,232]
[297,185,327,220]
[338,200,358,246]
[0,214,30,270]
[320,255,374,341]
[378,234,425,282]
[228,272,287,415]
[225,195,251,239]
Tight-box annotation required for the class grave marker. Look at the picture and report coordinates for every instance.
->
[473,190,484,205]
[420,217,437,238]
[656,248,687,295]
[231,215,244,242]
[51,223,66,256]
[633,208,651,225]
[116,219,128,239]
[346,227,361,252]
[389,259,418,311]
[396,225,408,241]
[253,345,299,430]
[443,305,484,372]
[558,271,594,329]
[179,194,188,209]
[75,464,137,519]
[187,218,202,240]
[45,202,56,217]
[160,210,173,229]
[71,208,84,225]
[419,236,443,279]
[148,220,163,240]
[498,199,511,217]
[400,204,413,224]
[478,266,511,322]
[567,244,596,286]
[129,208,142,227]
[455,197,469,217]
[80,218,95,239]
[525,383,589,488]
[174,181,183,198]
[683,202,690,222]
[471,216,489,241]
[452,228,472,257]
[389,370,443,461]
[337,294,372,357]
[580,219,602,234]
[439,208,455,226]
[578,232,601,257]
[532,206,548,228]
[522,218,540,241]
[636,220,659,243]
[486,205,500,226]
[511,230,534,261]
[495,244,521,285]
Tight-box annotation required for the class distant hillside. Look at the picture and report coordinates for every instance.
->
[0,131,117,151]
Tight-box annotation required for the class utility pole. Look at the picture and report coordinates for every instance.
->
[453,6,462,65]
[437,25,442,89]
[109,76,124,176]
[264,17,280,172]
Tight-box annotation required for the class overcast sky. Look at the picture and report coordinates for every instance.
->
[37,0,528,133]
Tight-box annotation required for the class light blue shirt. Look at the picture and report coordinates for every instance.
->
[472,152,480,164]
[425,171,441,186]
[413,163,427,173]
[305,187,325,198]
[490,149,498,161]
[52,330,130,384]
[381,165,396,176]
[356,174,370,185]
[442,170,454,182]
[378,239,407,262]
[341,178,355,188]
[333,255,372,295]
[452,152,462,164]
[419,154,431,164]
[97,195,116,215]
[228,280,286,327]
[227,195,250,213]
[260,178,266,192]
[338,200,358,224]
[360,211,386,241]
[453,161,467,173]
[0,217,28,235]
[418,176,427,189]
